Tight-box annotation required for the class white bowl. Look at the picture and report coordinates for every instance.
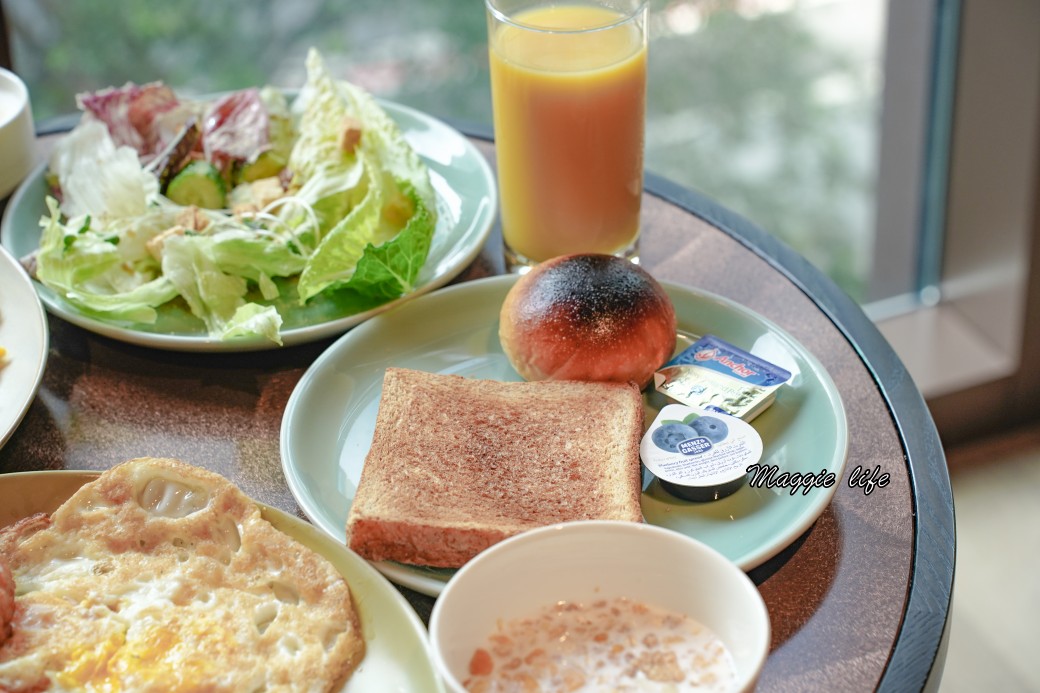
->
[0,68,36,199]
[429,520,770,692]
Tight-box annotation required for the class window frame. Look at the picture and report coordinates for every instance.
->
[867,0,1040,448]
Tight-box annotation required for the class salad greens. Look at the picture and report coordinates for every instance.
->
[36,48,438,345]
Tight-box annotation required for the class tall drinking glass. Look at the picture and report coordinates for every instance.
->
[486,0,648,271]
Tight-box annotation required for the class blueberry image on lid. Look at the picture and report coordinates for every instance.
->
[641,404,763,504]
[651,423,698,453]
[691,416,728,443]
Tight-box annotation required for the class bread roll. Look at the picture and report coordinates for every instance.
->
[499,254,677,388]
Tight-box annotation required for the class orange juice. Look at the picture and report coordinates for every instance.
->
[488,3,647,265]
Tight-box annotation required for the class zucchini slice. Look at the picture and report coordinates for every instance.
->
[166,161,227,209]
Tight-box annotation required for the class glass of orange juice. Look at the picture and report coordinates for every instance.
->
[486,0,648,271]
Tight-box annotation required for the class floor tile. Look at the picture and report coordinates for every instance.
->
[939,603,1035,692]
[940,436,1040,691]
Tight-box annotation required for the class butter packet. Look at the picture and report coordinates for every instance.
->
[653,334,792,422]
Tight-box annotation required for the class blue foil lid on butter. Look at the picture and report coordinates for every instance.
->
[653,334,792,422]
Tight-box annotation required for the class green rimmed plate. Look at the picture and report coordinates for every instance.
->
[0,470,445,692]
[281,274,849,596]
[0,101,496,352]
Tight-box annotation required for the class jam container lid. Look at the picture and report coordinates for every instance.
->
[640,404,763,502]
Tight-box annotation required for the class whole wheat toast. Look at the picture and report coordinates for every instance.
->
[345,368,645,568]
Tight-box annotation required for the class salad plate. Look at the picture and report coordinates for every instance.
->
[0,101,496,352]
[0,244,48,450]
[281,274,849,597]
[0,470,446,692]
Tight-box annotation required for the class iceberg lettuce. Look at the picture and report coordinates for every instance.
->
[47,120,161,221]
[35,48,438,345]
[160,233,283,344]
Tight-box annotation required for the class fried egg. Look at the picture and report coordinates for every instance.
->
[0,458,364,692]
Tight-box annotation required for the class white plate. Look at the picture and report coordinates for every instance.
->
[0,244,48,449]
[0,100,496,352]
[281,275,849,597]
[0,470,446,692]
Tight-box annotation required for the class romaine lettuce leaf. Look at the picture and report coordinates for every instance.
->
[35,197,179,323]
[206,228,308,283]
[59,278,179,324]
[285,158,365,246]
[220,303,283,344]
[292,48,438,302]
[160,233,283,344]
[296,160,382,302]
[338,187,436,299]
[339,80,437,223]
[37,231,175,324]
[159,234,246,331]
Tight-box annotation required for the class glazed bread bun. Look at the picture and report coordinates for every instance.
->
[500,253,677,388]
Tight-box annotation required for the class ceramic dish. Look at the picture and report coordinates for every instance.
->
[430,521,770,693]
[0,68,35,199]
[282,274,849,596]
[0,470,445,692]
[0,244,48,450]
[0,101,496,352]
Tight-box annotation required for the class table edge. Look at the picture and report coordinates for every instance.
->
[642,171,955,692]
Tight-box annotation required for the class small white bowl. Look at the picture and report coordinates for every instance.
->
[0,67,36,199]
[429,520,770,692]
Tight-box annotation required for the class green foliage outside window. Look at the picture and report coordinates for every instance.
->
[9,0,879,298]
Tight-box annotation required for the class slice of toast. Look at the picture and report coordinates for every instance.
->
[345,368,645,568]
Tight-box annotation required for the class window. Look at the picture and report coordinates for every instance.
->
[876,0,1040,443]
[6,0,1040,436]
[9,0,887,299]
